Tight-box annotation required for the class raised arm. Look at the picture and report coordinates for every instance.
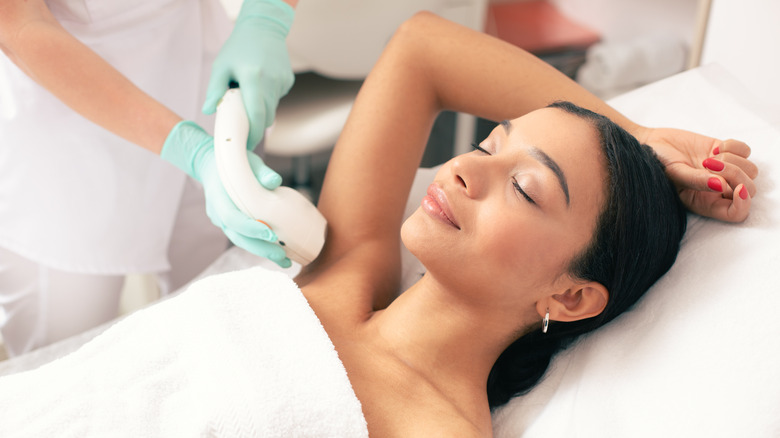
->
[301,12,646,296]
[318,11,657,239]
[304,12,756,300]
[311,12,650,260]
[410,12,757,221]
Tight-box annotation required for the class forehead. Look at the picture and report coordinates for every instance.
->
[509,107,607,213]
[508,107,603,165]
[509,107,598,148]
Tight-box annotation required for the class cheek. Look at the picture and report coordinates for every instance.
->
[475,214,575,288]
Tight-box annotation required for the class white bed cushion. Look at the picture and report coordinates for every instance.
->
[489,65,780,437]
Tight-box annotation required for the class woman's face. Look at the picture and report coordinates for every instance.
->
[402,107,607,308]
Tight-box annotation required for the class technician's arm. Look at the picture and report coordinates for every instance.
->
[0,0,292,264]
[0,0,179,153]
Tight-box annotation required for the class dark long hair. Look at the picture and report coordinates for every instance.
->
[486,101,688,409]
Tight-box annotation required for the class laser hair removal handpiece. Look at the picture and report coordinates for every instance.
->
[214,88,327,266]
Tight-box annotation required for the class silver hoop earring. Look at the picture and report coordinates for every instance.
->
[542,309,550,334]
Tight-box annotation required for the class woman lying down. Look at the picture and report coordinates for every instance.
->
[0,12,758,437]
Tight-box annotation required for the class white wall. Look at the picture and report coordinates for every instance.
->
[700,0,780,116]
[550,0,700,46]
[552,0,779,117]
[543,0,699,98]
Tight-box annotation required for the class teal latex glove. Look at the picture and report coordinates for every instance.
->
[161,121,292,268]
[202,0,295,150]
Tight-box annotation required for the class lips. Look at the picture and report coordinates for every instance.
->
[422,183,460,229]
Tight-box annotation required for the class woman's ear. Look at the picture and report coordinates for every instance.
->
[537,282,609,323]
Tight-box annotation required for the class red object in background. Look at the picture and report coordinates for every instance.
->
[485,0,601,54]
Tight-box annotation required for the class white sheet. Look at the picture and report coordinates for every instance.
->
[492,65,780,437]
[0,267,368,437]
[1,64,776,437]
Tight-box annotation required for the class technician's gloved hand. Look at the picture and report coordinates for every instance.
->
[161,121,292,268]
[202,0,295,150]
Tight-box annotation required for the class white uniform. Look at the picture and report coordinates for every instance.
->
[0,0,233,355]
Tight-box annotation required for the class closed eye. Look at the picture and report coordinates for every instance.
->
[473,143,535,205]
[471,142,491,155]
[513,180,536,205]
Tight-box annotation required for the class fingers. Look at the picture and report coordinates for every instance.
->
[241,85,269,150]
[671,138,757,200]
[221,207,278,243]
[715,138,752,160]
[202,68,232,115]
[667,152,756,223]
[713,139,759,179]
[223,228,292,268]
[205,179,291,266]
[247,152,283,189]
[667,161,736,197]
[218,195,293,268]
[701,155,757,199]
[203,177,279,241]
[697,182,752,223]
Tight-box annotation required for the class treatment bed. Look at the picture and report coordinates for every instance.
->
[1,65,778,437]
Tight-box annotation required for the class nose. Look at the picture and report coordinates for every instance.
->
[449,154,485,199]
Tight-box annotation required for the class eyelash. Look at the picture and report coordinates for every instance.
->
[471,142,490,155]
[470,143,536,205]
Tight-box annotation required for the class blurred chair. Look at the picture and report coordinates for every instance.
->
[263,0,489,197]
[263,72,362,199]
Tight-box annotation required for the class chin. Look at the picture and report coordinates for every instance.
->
[400,209,424,258]
[401,209,457,279]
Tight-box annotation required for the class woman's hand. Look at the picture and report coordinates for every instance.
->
[638,127,759,222]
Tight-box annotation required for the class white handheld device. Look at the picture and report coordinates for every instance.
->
[214,88,327,266]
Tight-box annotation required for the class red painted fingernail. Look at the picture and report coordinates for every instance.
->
[707,177,723,192]
[712,146,720,155]
[739,186,748,200]
[702,158,725,171]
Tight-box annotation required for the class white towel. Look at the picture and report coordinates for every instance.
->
[576,34,687,99]
[0,267,368,438]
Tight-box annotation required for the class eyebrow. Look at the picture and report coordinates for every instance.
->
[502,120,571,206]
[500,119,512,134]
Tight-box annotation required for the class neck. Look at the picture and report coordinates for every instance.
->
[369,273,530,404]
